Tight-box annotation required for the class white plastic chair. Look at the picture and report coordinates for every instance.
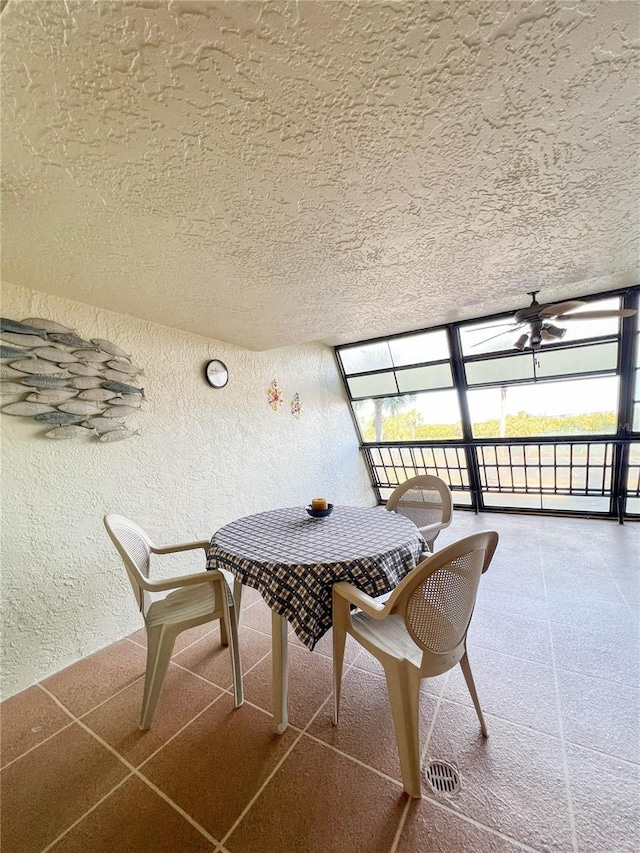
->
[385,474,453,552]
[104,513,244,729]
[332,530,498,798]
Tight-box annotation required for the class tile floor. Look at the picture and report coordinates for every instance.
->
[1,512,639,853]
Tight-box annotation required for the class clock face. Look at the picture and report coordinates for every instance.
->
[205,359,228,388]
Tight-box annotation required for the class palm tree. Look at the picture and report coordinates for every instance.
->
[372,394,416,441]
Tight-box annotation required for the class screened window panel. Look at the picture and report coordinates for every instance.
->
[535,342,618,378]
[347,371,396,399]
[340,341,392,374]
[633,402,640,432]
[396,362,453,393]
[459,319,522,356]
[542,495,610,513]
[389,330,450,365]
[465,354,534,385]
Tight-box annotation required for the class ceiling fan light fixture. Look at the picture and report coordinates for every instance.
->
[543,323,566,339]
[514,333,529,350]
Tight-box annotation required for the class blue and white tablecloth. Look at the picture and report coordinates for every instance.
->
[207,505,425,650]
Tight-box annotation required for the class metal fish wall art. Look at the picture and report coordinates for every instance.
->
[45,425,97,439]
[26,389,79,404]
[0,316,145,442]
[10,359,70,376]
[91,339,131,360]
[1,345,35,359]
[23,319,75,334]
[98,428,140,442]
[2,401,56,416]
[0,318,48,338]
[31,346,79,364]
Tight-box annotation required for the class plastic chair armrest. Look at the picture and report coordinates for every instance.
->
[333,582,390,620]
[151,540,210,555]
[147,570,221,593]
[417,521,447,538]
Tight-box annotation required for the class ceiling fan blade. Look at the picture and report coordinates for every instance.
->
[556,309,637,321]
[539,300,586,317]
[471,324,525,347]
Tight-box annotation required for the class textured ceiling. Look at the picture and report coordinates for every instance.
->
[2,1,639,350]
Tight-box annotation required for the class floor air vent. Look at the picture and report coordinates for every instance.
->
[425,760,460,795]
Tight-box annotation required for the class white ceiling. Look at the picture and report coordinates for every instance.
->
[2,1,638,351]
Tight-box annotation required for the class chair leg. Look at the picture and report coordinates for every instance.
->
[140,625,175,730]
[384,660,423,798]
[220,615,229,647]
[233,578,244,629]
[332,594,349,725]
[223,596,244,708]
[460,650,488,737]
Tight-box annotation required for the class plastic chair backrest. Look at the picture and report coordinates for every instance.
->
[394,531,498,655]
[386,475,452,532]
[104,514,154,613]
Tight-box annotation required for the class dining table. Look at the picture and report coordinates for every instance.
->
[206,504,426,732]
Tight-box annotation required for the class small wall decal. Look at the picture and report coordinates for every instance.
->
[268,379,284,412]
[291,392,303,420]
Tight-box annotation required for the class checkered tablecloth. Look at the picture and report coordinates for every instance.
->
[206,505,425,650]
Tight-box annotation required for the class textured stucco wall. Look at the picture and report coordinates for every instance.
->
[0,282,373,698]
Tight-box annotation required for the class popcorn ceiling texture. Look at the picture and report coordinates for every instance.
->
[0,282,373,698]
[2,1,638,350]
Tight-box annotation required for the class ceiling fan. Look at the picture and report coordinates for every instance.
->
[476,291,637,351]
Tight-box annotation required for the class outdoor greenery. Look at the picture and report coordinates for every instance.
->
[359,409,617,442]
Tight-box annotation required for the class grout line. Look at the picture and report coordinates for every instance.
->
[540,552,579,853]
[388,797,412,853]
[39,684,221,849]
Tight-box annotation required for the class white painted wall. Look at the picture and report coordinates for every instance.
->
[0,283,373,698]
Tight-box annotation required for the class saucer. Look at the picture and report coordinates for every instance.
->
[306,503,334,518]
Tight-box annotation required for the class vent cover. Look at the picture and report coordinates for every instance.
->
[425,760,460,795]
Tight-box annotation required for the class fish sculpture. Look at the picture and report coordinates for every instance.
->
[106,395,141,407]
[45,425,97,439]
[98,428,140,442]
[21,375,71,389]
[66,363,102,376]
[2,401,56,416]
[69,376,104,389]
[57,401,104,416]
[22,318,74,334]
[76,388,120,402]
[105,360,144,376]
[48,333,95,349]
[31,346,79,364]
[33,411,86,425]
[0,318,47,338]
[101,368,140,382]
[91,339,131,360]
[101,380,144,397]
[10,359,70,376]
[26,389,79,404]
[1,382,29,395]
[102,405,140,418]
[1,332,50,348]
[0,364,27,379]
[72,350,112,363]
[83,416,125,433]
[0,346,35,360]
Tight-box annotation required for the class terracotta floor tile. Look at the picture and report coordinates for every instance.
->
[141,695,296,841]
[289,624,363,665]
[546,594,638,636]
[543,562,629,605]
[225,735,406,853]
[350,647,449,697]
[467,607,552,665]
[48,775,215,852]
[550,620,639,687]
[242,641,333,728]
[424,701,573,851]
[443,647,560,736]
[0,685,73,768]
[565,742,640,853]
[173,625,271,690]
[0,723,129,853]
[82,663,224,766]
[556,669,640,762]
[308,666,437,782]
[42,639,147,716]
[397,797,525,852]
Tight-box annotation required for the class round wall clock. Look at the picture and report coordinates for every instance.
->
[204,359,229,388]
